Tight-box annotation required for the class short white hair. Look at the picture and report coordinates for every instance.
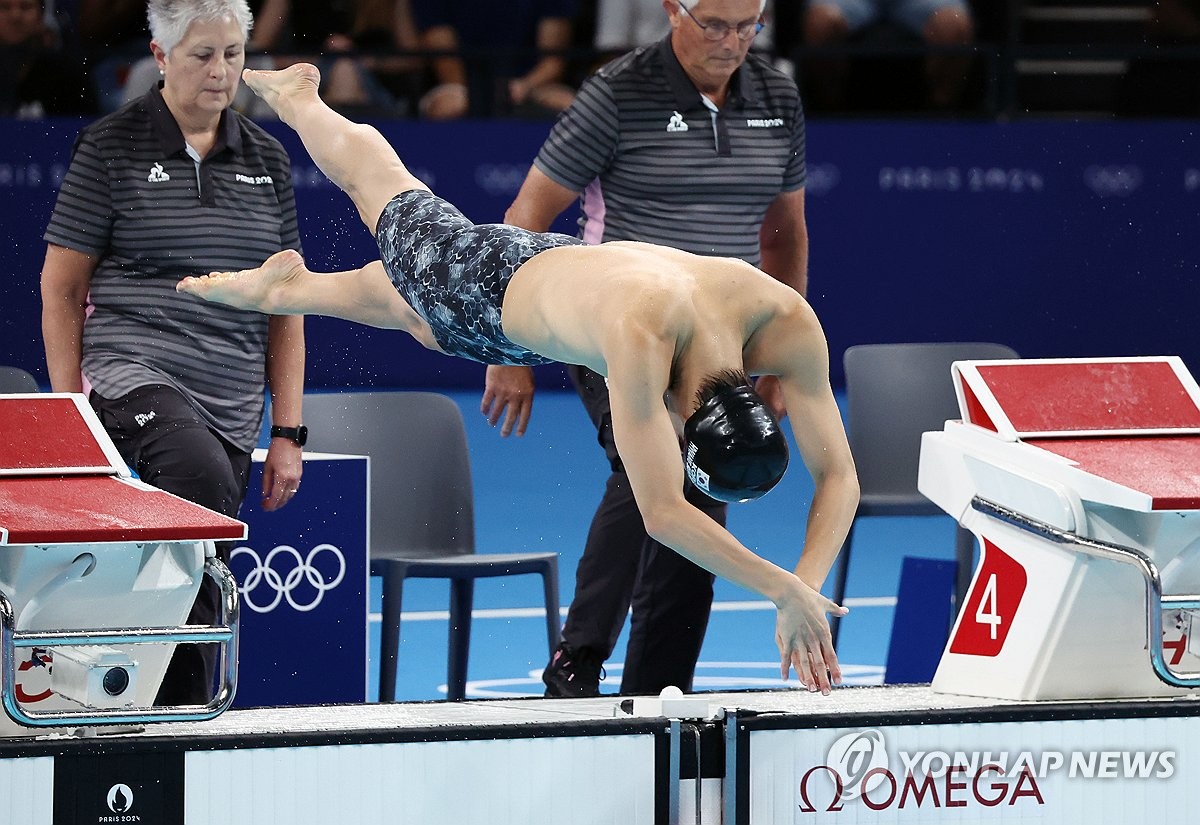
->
[677,0,768,12]
[147,0,253,54]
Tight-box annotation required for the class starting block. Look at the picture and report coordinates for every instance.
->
[0,393,246,734]
[918,356,1200,701]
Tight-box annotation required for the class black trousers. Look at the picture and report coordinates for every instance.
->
[90,384,251,705]
[563,365,726,694]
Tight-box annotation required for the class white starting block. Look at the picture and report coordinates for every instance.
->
[918,356,1200,701]
[0,393,246,734]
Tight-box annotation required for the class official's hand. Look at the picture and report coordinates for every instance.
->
[261,438,303,511]
[775,578,847,695]
[481,364,535,437]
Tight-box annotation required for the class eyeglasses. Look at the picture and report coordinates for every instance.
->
[677,3,765,41]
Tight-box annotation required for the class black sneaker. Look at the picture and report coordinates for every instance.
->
[542,642,605,698]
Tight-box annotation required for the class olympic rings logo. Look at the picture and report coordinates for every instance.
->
[231,544,346,613]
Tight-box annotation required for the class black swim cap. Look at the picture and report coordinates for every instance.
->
[683,381,789,504]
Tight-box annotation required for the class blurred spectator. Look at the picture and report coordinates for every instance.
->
[0,0,98,116]
[1149,0,1200,40]
[773,0,801,60]
[412,0,577,118]
[594,0,669,54]
[345,0,426,115]
[77,0,145,49]
[268,0,423,115]
[77,0,147,110]
[1120,0,1200,116]
[123,0,424,117]
[246,0,287,51]
[42,0,82,50]
[803,0,974,110]
[965,0,1010,45]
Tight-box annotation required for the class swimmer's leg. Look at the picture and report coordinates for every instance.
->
[177,251,442,351]
[242,64,428,232]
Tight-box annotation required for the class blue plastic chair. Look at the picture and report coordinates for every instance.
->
[830,342,1019,648]
[0,367,38,393]
[302,391,561,701]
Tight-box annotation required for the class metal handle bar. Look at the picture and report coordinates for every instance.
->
[0,557,240,727]
[971,496,1200,689]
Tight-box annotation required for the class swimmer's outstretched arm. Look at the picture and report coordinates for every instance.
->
[177,250,442,349]
[755,301,860,597]
[604,331,850,694]
[747,299,860,687]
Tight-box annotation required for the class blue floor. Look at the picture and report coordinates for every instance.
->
[364,389,963,701]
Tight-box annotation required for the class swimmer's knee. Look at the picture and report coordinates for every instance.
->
[397,308,441,352]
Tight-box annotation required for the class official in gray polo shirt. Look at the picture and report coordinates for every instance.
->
[40,0,305,706]
[480,0,808,697]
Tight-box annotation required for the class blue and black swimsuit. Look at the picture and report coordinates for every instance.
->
[375,189,583,365]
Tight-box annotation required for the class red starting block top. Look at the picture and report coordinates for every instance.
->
[0,394,247,544]
[0,395,126,475]
[0,476,247,545]
[955,357,1200,439]
[947,357,1200,511]
[1027,435,1200,511]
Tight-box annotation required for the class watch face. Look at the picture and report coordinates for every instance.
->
[295,425,308,446]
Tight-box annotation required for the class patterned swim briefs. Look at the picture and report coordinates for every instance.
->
[375,189,583,365]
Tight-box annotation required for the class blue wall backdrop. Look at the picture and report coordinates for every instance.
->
[2,118,1196,387]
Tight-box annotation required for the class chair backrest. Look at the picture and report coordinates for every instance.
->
[843,342,1019,501]
[302,391,475,558]
[0,367,38,393]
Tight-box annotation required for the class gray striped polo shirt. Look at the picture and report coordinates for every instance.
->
[533,36,805,265]
[44,85,301,451]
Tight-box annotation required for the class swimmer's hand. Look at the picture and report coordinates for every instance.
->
[482,364,536,437]
[775,579,847,695]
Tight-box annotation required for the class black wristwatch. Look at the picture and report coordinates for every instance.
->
[270,424,308,447]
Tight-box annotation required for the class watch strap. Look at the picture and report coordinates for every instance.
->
[270,424,307,446]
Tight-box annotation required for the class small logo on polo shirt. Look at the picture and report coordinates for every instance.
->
[147,163,170,183]
[746,117,784,128]
[666,111,689,132]
[235,173,274,185]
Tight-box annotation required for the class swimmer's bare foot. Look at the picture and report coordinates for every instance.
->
[177,250,308,314]
[242,64,321,126]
